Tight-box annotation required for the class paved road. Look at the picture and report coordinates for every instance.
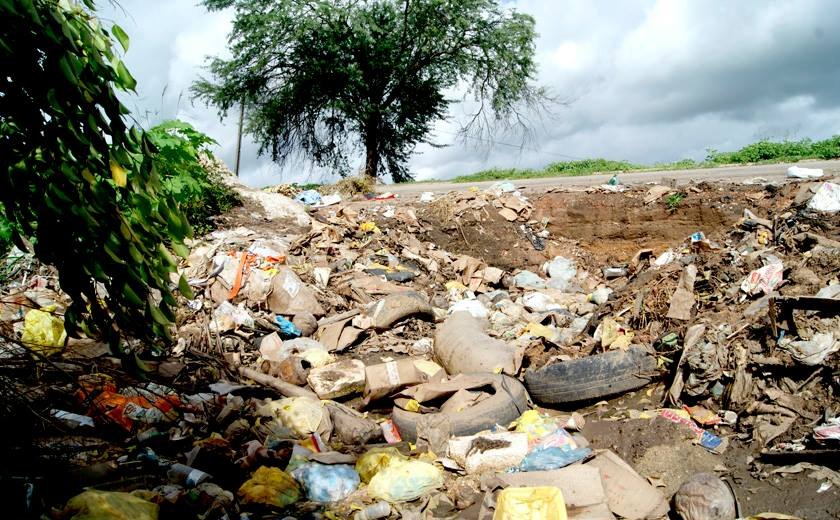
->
[385,159,840,197]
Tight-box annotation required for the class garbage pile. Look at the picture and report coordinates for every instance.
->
[1,175,839,519]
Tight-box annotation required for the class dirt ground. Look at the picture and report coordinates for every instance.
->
[4,175,839,519]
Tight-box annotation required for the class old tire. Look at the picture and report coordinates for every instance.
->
[524,345,657,405]
[391,374,528,442]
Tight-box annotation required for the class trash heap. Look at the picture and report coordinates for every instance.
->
[1,175,839,520]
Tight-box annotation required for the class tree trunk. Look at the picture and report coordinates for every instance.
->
[363,111,380,180]
[364,133,379,180]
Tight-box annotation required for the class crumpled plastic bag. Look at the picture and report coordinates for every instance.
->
[807,182,840,212]
[294,189,322,206]
[291,462,360,503]
[780,332,839,366]
[238,466,301,508]
[519,446,592,472]
[356,446,409,483]
[674,473,736,520]
[598,317,633,351]
[257,396,331,439]
[367,459,444,502]
[21,307,66,355]
[62,489,158,520]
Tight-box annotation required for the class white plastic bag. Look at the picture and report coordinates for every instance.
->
[807,182,840,212]
[787,166,824,179]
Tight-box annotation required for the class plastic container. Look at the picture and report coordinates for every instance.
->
[493,486,567,520]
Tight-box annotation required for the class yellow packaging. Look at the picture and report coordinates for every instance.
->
[493,487,567,520]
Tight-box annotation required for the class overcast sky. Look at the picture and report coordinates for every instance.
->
[97,0,840,187]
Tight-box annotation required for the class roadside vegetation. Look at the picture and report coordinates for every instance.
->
[450,135,840,183]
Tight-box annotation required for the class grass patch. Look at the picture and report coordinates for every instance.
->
[449,135,840,184]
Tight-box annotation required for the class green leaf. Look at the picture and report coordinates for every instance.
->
[115,60,136,90]
[111,23,129,52]
[177,274,194,299]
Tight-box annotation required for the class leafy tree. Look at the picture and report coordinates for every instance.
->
[0,0,192,347]
[194,0,545,182]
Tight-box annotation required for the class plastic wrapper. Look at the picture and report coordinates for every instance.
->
[291,462,360,503]
[238,466,301,508]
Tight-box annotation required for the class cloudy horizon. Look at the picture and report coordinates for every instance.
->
[98,0,840,187]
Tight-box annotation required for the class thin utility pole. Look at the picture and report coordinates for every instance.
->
[234,102,244,177]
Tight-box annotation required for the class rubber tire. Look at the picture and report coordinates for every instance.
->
[391,374,529,442]
[524,345,657,405]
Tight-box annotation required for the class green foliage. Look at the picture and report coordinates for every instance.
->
[148,120,240,235]
[544,158,639,176]
[193,0,544,182]
[451,159,637,183]
[706,136,840,164]
[0,0,191,347]
[665,192,685,212]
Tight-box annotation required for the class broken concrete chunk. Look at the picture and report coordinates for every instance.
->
[307,359,366,399]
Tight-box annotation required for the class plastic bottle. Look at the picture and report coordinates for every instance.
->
[353,501,391,520]
[167,463,211,487]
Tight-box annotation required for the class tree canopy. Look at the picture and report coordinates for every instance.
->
[194,0,544,182]
[0,0,191,347]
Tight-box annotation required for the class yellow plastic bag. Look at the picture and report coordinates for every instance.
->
[367,459,443,502]
[355,446,408,483]
[494,487,567,520]
[238,466,301,508]
[21,307,66,356]
[63,489,158,520]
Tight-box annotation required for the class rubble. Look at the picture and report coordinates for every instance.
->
[2,175,839,519]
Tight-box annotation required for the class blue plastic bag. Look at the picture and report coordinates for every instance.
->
[519,447,591,472]
[291,463,360,503]
[294,190,322,206]
[274,315,302,338]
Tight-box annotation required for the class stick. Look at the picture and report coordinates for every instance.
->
[238,366,318,399]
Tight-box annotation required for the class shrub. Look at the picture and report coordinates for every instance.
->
[147,120,240,235]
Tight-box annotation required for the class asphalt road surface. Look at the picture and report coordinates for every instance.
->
[385,159,840,197]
